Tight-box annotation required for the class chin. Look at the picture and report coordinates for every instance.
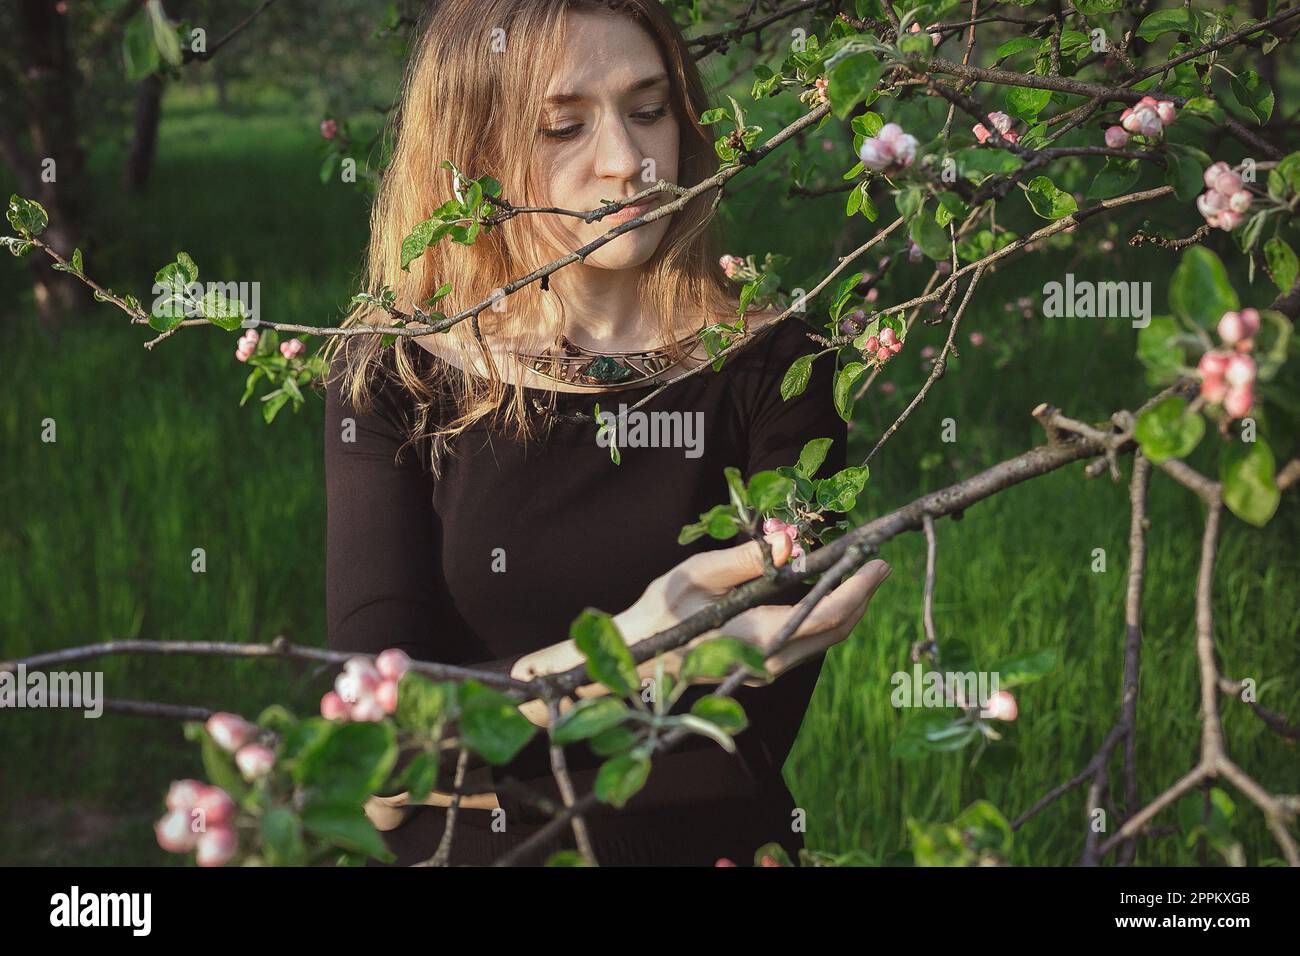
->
[584,224,670,270]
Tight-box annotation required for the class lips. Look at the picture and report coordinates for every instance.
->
[603,199,658,224]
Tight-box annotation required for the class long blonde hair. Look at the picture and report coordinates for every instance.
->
[322,0,739,476]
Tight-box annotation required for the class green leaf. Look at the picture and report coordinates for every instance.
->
[909,208,950,261]
[1268,152,1300,199]
[261,390,291,424]
[589,724,639,757]
[552,697,630,745]
[1134,396,1205,464]
[1005,87,1051,122]
[301,797,394,861]
[1135,315,1185,384]
[545,850,593,866]
[400,218,440,271]
[570,609,639,697]
[1023,176,1077,220]
[988,648,1057,689]
[780,353,816,400]
[1164,144,1210,203]
[795,437,834,478]
[1228,70,1274,125]
[815,465,870,512]
[595,752,651,808]
[261,807,306,865]
[1221,439,1279,527]
[456,679,537,765]
[850,113,883,138]
[1136,8,1198,41]
[680,638,767,683]
[1084,157,1137,201]
[394,672,454,735]
[995,37,1039,60]
[146,0,183,67]
[201,286,248,331]
[827,52,884,120]
[833,362,868,422]
[1169,246,1239,329]
[1264,238,1298,294]
[294,720,397,801]
[6,195,49,236]
[395,751,439,802]
[690,696,748,734]
[122,12,161,80]
[747,471,794,512]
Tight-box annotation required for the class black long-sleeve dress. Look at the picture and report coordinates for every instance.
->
[323,318,847,866]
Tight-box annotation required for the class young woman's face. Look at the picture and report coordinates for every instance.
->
[528,11,680,271]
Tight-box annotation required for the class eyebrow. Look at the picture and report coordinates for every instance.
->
[545,74,669,105]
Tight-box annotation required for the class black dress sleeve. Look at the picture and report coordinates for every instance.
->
[323,351,524,677]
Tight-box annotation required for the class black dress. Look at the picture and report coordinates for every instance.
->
[323,319,847,865]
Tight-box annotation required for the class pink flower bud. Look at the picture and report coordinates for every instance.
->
[783,523,799,541]
[206,712,256,754]
[1218,311,1245,345]
[1224,386,1253,419]
[1228,190,1252,214]
[987,112,1013,135]
[1203,162,1231,190]
[891,133,918,167]
[879,381,896,395]
[195,825,238,867]
[889,341,903,355]
[1198,350,1231,379]
[969,331,985,346]
[1214,171,1243,196]
[877,123,903,144]
[762,517,786,535]
[921,346,937,359]
[280,338,304,360]
[375,648,412,681]
[1138,96,1158,108]
[1239,308,1261,338]
[195,785,235,826]
[876,346,893,363]
[1200,375,1228,404]
[764,531,792,567]
[320,119,338,140]
[155,810,200,853]
[1225,354,1256,389]
[790,541,804,559]
[715,857,737,867]
[864,335,879,353]
[1216,210,1243,231]
[859,138,894,171]
[235,744,276,781]
[879,327,898,348]
[1197,190,1226,217]
[235,346,252,363]
[972,123,991,144]
[1155,101,1176,125]
[1120,109,1141,133]
[166,779,205,813]
[350,696,386,723]
[1003,130,1020,145]
[983,690,1018,721]
[865,287,880,302]
[1104,126,1129,149]
[320,690,350,721]
[375,679,399,715]
[1135,106,1163,137]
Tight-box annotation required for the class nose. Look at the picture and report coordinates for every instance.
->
[592,111,645,184]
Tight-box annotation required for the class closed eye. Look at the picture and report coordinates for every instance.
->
[541,105,670,141]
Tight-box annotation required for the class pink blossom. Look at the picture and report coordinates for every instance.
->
[1228,190,1252,214]
[1224,387,1253,419]
[1104,126,1129,149]
[194,785,235,826]
[969,331,985,347]
[155,810,200,854]
[764,530,793,566]
[235,744,276,781]
[206,713,256,754]
[921,345,937,360]
[320,118,338,140]
[1155,101,1177,125]
[972,123,991,144]
[321,690,350,721]
[719,254,743,278]
[879,381,896,395]
[375,680,399,715]
[982,690,1018,721]
[280,338,305,360]
[195,825,238,867]
[987,112,1013,135]
[376,648,412,681]
[1224,354,1256,389]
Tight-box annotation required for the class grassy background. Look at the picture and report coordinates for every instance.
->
[2,83,1296,866]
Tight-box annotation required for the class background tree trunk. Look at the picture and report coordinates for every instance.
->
[123,74,166,193]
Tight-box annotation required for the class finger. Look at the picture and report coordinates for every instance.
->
[685,538,773,590]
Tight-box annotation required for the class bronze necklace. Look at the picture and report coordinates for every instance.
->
[514,328,705,388]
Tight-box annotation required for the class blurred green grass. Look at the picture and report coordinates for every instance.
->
[1,84,1296,866]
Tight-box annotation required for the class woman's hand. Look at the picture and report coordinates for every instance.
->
[611,537,891,685]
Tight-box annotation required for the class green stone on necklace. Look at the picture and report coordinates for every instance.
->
[581,355,635,383]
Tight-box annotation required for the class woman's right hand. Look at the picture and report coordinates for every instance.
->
[611,537,891,685]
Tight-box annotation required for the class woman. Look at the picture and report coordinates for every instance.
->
[322,0,890,866]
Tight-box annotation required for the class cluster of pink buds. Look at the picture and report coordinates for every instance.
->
[972,111,1019,146]
[207,712,277,782]
[234,328,259,362]
[1114,96,1176,142]
[1198,309,1260,418]
[1196,162,1252,232]
[762,517,804,565]
[719,254,745,279]
[812,76,829,106]
[861,326,903,365]
[280,338,305,360]
[321,649,412,722]
[859,123,919,172]
[155,779,239,865]
[320,118,338,140]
